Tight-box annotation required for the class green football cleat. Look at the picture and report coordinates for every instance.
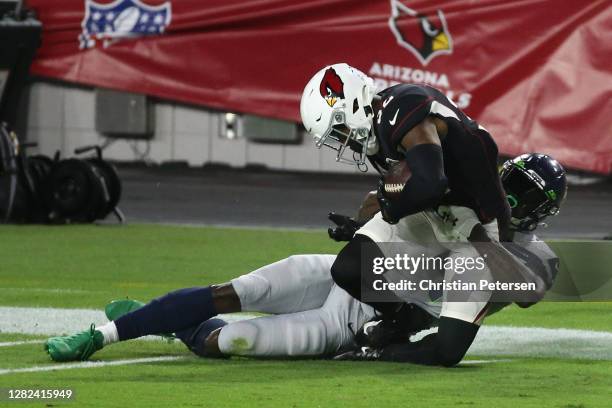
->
[45,324,104,362]
[104,299,145,321]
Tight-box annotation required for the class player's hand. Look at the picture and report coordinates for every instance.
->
[328,212,361,242]
[376,180,399,224]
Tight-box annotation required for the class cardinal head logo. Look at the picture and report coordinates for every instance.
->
[388,0,453,66]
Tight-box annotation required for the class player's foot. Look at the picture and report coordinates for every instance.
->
[104,299,145,321]
[354,318,414,348]
[104,299,175,340]
[355,305,436,348]
[45,324,104,362]
[333,347,382,361]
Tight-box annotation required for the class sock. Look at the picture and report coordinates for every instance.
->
[114,287,217,341]
[176,318,228,357]
[97,321,119,346]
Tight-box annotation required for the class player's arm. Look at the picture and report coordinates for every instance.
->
[468,224,547,305]
[457,129,512,240]
[379,316,479,366]
[378,117,448,223]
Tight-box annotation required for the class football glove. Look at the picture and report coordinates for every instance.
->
[328,212,363,242]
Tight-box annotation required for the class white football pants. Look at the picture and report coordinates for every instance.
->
[217,255,376,357]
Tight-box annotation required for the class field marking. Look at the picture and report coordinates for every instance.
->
[471,325,612,361]
[0,340,42,348]
[1,306,611,361]
[460,359,513,365]
[0,356,187,376]
[0,287,93,294]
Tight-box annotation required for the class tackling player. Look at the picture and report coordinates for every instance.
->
[300,63,513,332]
[335,153,567,365]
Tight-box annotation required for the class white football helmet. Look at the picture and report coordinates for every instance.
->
[300,63,378,170]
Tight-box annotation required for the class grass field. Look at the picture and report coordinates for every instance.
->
[0,224,611,407]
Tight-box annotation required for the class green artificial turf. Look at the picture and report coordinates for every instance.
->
[0,224,610,407]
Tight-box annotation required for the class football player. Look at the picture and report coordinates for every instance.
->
[334,153,567,365]
[44,154,565,364]
[45,256,376,361]
[300,63,513,328]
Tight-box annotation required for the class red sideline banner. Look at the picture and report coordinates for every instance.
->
[27,0,611,174]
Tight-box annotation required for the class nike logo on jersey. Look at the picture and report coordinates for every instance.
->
[382,96,394,108]
[389,109,399,126]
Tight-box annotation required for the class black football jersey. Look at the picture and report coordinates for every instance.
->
[369,83,509,224]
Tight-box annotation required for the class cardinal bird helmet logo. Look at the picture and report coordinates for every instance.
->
[319,67,345,107]
[388,0,453,66]
[79,0,172,49]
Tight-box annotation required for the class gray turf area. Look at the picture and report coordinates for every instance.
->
[115,165,612,239]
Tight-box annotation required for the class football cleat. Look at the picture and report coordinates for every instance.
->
[45,324,104,362]
[334,347,382,361]
[355,304,436,348]
[104,299,145,321]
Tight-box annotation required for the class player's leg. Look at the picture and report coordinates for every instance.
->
[175,318,229,358]
[232,254,336,314]
[199,285,376,358]
[368,293,489,366]
[45,285,231,362]
[111,254,335,341]
[212,310,336,357]
[372,316,481,366]
[45,254,335,362]
[331,211,444,315]
[338,245,492,366]
[330,233,398,314]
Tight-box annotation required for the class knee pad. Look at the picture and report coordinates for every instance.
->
[217,321,259,356]
[185,318,228,358]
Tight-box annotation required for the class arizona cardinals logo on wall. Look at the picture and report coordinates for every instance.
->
[388,0,452,66]
[319,68,345,107]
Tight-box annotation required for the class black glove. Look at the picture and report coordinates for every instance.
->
[376,179,399,224]
[328,212,362,242]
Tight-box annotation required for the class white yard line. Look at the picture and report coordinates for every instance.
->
[0,356,187,376]
[0,287,93,294]
[0,340,42,348]
[460,359,513,365]
[472,325,612,360]
[1,306,611,361]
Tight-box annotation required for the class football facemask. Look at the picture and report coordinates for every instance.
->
[313,111,376,171]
